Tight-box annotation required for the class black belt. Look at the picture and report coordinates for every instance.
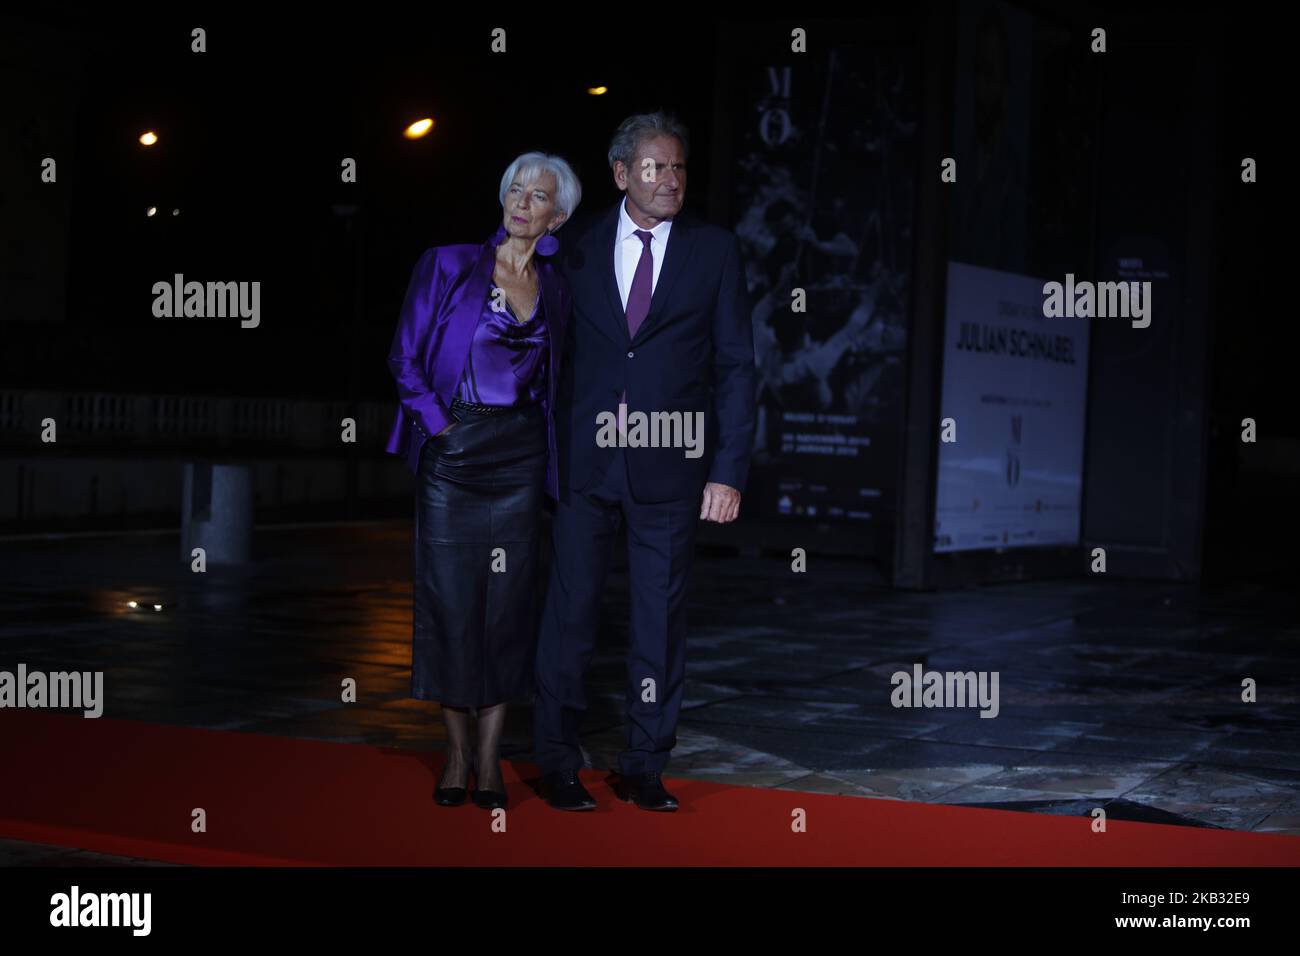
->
[451,397,532,415]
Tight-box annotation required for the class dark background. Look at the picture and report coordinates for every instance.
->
[0,3,1285,590]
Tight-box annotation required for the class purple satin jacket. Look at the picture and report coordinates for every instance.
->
[384,225,570,500]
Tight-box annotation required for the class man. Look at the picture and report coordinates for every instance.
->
[534,111,757,811]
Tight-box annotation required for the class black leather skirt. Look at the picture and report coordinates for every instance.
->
[411,399,547,707]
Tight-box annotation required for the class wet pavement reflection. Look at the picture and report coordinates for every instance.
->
[2,520,1298,863]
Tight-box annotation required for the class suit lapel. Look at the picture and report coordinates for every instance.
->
[538,260,564,410]
[432,236,495,397]
[632,214,695,346]
[593,205,626,344]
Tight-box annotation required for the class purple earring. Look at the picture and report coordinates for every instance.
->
[536,232,559,256]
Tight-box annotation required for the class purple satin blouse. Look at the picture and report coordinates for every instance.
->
[454,287,549,406]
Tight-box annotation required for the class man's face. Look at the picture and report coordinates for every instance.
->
[614,134,687,223]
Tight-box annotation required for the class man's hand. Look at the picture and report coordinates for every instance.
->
[700,482,741,523]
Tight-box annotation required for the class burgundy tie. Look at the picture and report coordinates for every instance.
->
[619,230,654,437]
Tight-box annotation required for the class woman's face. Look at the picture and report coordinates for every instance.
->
[502,169,566,242]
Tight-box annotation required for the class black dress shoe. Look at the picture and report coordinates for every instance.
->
[434,751,474,806]
[434,763,469,806]
[618,771,678,811]
[471,761,508,810]
[541,770,597,811]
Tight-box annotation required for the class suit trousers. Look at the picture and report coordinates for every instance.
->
[533,447,701,775]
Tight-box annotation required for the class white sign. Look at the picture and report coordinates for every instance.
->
[934,261,1091,552]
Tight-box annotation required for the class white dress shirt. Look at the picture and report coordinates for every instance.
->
[613,196,673,310]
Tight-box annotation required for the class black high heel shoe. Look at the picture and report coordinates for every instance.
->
[434,752,472,806]
[471,757,507,810]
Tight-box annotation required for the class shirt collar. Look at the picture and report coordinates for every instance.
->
[617,196,673,245]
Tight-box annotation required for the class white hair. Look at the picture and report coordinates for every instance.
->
[498,151,582,231]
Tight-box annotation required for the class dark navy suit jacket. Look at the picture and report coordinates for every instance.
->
[555,203,757,504]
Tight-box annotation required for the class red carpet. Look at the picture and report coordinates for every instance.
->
[2,710,1297,866]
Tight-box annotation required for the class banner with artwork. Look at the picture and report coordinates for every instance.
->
[731,44,916,524]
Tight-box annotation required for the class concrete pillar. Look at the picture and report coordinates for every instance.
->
[181,462,253,565]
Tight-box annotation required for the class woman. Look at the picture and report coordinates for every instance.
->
[385,151,580,810]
